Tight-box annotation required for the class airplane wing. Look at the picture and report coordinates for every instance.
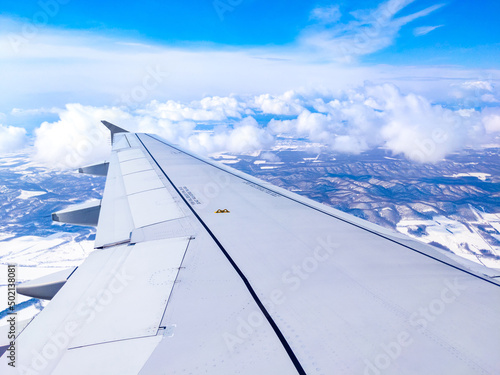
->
[2,122,499,374]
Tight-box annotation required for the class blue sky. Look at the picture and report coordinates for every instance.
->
[1,0,499,66]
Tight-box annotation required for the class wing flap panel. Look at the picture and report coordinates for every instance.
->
[52,336,162,375]
[8,238,189,373]
[94,152,134,248]
[117,148,145,163]
[70,237,188,347]
[130,217,195,243]
[96,138,186,247]
[112,133,131,151]
[127,188,184,229]
[120,157,153,175]
[122,169,164,196]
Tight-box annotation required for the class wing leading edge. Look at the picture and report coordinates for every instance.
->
[1,122,499,375]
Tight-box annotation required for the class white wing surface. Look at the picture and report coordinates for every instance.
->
[1,123,499,375]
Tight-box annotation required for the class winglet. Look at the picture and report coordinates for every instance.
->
[101,120,129,144]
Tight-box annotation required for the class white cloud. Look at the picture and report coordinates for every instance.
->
[32,80,500,168]
[33,104,130,169]
[268,88,386,154]
[260,152,281,162]
[267,83,496,162]
[413,25,443,36]
[300,0,445,62]
[481,94,499,103]
[482,109,500,133]
[32,102,271,168]
[373,84,465,162]
[449,79,498,107]
[29,83,500,169]
[252,91,305,115]
[310,5,342,24]
[138,96,246,122]
[186,117,274,155]
[269,110,333,142]
[0,125,28,153]
[461,81,494,92]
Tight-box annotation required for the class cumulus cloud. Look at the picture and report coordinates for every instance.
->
[450,80,497,107]
[482,109,500,133]
[32,102,270,168]
[371,84,466,162]
[260,152,281,162]
[30,83,500,168]
[185,117,274,155]
[268,89,386,154]
[0,124,28,153]
[252,91,305,115]
[267,83,496,162]
[138,96,247,122]
[33,104,131,169]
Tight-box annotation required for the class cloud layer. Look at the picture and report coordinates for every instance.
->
[31,83,500,168]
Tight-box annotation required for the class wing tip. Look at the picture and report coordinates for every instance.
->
[101,121,129,144]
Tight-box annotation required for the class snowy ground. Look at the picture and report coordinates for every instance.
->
[0,150,102,327]
[396,207,500,269]
[0,233,96,326]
